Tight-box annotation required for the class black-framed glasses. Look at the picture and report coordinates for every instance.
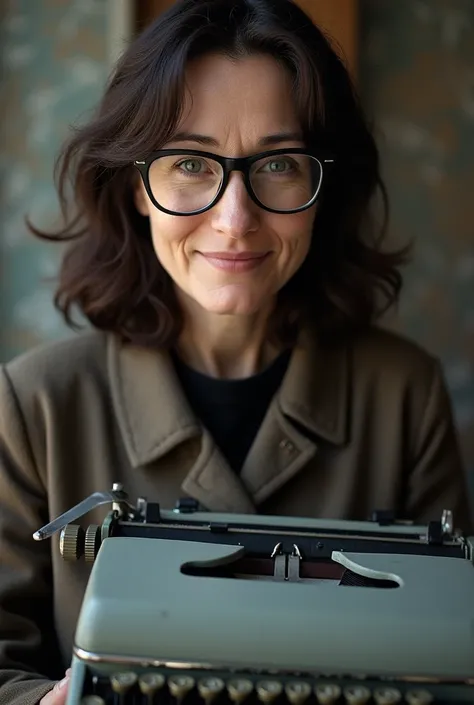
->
[134,148,335,216]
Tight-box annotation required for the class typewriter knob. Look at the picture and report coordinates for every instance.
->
[314,683,341,704]
[405,690,433,705]
[198,677,225,704]
[60,524,85,561]
[373,688,401,704]
[168,674,195,703]
[84,524,101,562]
[227,678,254,703]
[256,680,283,704]
[343,685,371,705]
[285,681,312,705]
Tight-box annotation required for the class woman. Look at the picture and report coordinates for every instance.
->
[0,0,471,703]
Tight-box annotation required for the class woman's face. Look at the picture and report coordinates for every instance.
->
[134,52,317,318]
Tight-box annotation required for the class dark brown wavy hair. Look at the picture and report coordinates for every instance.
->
[30,0,410,348]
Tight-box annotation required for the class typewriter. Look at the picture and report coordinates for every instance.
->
[34,484,474,705]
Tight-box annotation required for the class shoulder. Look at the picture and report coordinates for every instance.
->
[0,330,112,478]
[346,326,453,420]
[1,329,109,408]
[350,325,442,384]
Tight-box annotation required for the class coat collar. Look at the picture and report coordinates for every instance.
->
[107,327,349,511]
[276,326,348,446]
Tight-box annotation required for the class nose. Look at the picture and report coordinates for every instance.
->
[209,172,259,239]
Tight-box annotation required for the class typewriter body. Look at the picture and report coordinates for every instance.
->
[34,484,474,705]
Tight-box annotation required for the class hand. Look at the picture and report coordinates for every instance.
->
[40,669,71,705]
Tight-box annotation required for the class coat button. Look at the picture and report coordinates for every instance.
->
[279,438,295,452]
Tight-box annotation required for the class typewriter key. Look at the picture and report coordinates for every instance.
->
[285,681,312,705]
[227,678,254,704]
[343,685,371,705]
[80,697,106,705]
[405,690,433,705]
[256,680,283,704]
[373,688,401,705]
[168,674,195,704]
[139,673,166,703]
[314,683,341,705]
[198,677,225,705]
[110,672,138,703]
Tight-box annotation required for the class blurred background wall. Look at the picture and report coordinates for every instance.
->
[359,0,474,508]
[0,0,473,509]
[0,0,109,355]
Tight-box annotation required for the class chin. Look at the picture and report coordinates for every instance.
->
[199,289,269,317]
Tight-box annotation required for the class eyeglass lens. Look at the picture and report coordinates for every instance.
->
[147,153,322,213]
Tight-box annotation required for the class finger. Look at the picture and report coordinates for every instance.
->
[41,674,70,705]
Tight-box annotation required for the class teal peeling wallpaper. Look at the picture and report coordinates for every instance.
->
[359,0,474,507]
[1,0,473,509]
[0,0,108,358]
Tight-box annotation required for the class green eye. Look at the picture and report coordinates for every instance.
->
[178,159,203,173]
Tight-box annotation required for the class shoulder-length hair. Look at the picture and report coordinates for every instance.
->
[30,0,409,348]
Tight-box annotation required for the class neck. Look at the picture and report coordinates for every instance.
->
[174,299,281,379]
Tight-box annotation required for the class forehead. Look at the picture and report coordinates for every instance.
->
[176,53,302,142]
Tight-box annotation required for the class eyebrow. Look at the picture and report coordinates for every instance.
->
[166,131,304,148]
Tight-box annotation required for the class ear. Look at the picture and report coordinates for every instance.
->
[133,177,150,217]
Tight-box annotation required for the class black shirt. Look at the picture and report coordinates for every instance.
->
[172,350,291,473]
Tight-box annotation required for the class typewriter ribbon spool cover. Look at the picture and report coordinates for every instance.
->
[72,536,474,677]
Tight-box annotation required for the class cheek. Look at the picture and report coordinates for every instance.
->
[148,212,195,262]
[272,210,315,257]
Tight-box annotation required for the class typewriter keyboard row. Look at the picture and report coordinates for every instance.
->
[79,671,438,705]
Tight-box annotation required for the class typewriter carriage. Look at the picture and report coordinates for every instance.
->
[33,482,470,571]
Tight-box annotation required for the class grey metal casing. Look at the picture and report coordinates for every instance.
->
[73,536,474,681]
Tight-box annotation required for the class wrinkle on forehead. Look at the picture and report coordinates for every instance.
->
[170,53,303,156]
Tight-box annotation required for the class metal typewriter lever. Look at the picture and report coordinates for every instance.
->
[32,484,136,541]
[441,509,454,536]
[288,544,302,581]
[271,543,302,582]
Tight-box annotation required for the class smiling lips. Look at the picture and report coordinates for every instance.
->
[199,251,270,272]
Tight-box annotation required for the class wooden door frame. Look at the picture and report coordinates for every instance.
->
[299,0,358,76]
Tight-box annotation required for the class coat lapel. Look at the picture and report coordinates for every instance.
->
[107,335,201,466]
[107,335,256,513]
[180,430,256,513]
[239,403,318,505]
[240,327,349,505]
[278,326,349,447]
